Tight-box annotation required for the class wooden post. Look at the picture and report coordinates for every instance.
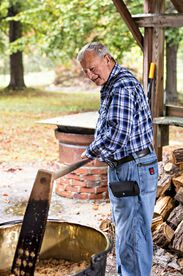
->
[151,0,165,160]
[143,0,153,94]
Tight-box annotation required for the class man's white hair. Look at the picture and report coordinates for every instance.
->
[77,42,112,62]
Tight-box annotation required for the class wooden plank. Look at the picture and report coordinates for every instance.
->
[153,116,183,127]
[37,111,98,130]
[143,0,153,94]
[166,105,183,117]
[112,0,144,51]
[151,0,165,160]
[171,0,183,13]
[133,13,183,27]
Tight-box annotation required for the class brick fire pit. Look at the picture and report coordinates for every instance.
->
[39,112,108,200]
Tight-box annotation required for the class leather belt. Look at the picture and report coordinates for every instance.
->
[113,144,153,166]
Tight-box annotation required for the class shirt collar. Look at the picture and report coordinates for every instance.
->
[100,63,121,97]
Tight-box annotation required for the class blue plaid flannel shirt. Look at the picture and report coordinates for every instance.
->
[85,63,153,167]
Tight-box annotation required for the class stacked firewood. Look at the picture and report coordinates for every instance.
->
[152,148,183,255]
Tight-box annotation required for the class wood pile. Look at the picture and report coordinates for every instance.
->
[152,148,183,256]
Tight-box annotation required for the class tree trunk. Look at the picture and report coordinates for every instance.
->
[165,40,178,104]
[7,6,25,90]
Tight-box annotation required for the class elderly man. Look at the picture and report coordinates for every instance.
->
[77,42,158,276]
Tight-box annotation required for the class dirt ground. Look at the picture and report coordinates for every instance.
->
[0,160,183,276]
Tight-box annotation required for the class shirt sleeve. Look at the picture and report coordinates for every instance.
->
[85,87,134,162]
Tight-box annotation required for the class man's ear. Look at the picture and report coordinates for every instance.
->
[105,54,111,64]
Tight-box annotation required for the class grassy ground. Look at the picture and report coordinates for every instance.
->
[0,87,100,163]
[1,85,183,163]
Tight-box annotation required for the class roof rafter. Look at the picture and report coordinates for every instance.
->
[171,0,183,13]
[112,0,144,51]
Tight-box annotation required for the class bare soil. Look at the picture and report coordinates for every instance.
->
[0,160,182,276]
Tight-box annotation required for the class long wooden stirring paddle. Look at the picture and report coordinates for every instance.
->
[11,158,91,276]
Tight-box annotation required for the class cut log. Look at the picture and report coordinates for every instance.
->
[172,220,183,254]
[153,222,174,247]
[167,205,183,232]
[172,174,183,192]
[157,174,172,198]
[164,162,174,173]
[167,204,183,230]
[164,183,176,198]
[164,162,179,175]
[175,187,183,204]
[154,196,174,220]
[177,258,183,268]
[152,213,163,232]
[177,163,183,170]
[172,148,183,165]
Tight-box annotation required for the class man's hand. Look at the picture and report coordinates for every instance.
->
[81,150,87,159]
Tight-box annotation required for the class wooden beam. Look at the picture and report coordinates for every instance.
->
[143,0,153,94]
[112,0,144,51]
[166,105,183,117]
[133,13,183,27]
[151,0,165,160]
[171,0,183,13]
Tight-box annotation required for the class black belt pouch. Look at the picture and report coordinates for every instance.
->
[109,181,140,197]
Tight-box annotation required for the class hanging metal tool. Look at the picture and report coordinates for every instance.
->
[147,62,156,111]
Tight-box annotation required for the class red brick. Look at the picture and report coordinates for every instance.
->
[98,180,108,187]
[75,167,91,175]
[86,180,100,188]
[100,175,108,181]
[64,173,81,181]
[56,178,73,186]
[95,186,108,194]
[84,175,100,181]
[55,188,73,199]
[71,179,86,187]
[65,185,80,193]
[79,187,96,193]
[73,193,89,200]
[89,193,105,200]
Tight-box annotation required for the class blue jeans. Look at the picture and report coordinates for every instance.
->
[108,150,158,276]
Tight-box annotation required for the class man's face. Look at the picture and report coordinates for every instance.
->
[80,51,113,86]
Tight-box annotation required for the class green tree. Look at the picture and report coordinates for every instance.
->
[1,0,142,91]
[0,0,25,90]
[9,0,141,62]
[0,0,40,90]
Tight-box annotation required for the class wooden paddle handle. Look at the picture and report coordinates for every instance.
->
[53,158,91,180]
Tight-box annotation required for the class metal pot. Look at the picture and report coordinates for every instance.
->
[0,219,112,275]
